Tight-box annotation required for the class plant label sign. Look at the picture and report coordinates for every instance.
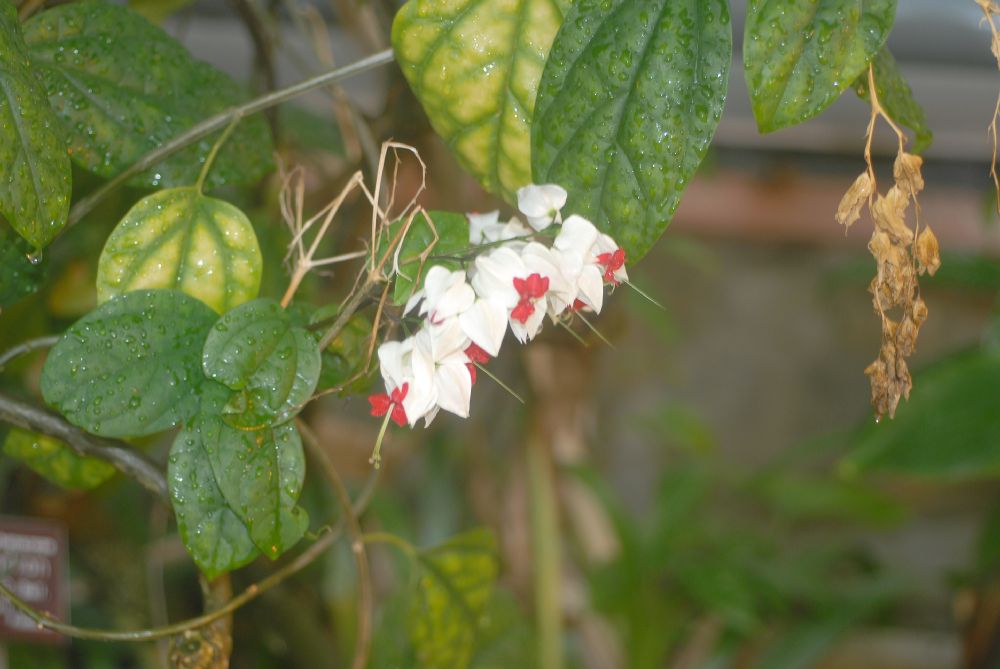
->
[0,516,67,643]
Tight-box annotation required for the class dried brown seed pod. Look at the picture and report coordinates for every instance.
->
[836,171,874,230]
[916,226,941,276]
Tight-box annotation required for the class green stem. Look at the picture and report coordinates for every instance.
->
[362,532,418,561]
[195,116,241,192]
[65,48,396,231]
[527,435,563,669]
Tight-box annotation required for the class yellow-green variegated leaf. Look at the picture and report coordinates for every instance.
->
[97,188,262,313]
[4,427,116,490]
[392,0,572,203]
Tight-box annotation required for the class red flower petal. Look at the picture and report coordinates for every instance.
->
[368,393,391,417]
[391,382,409,403]
[511,299,535,324]
[466,362,477,385]
[390,404,408,427]
[464,343,491,364]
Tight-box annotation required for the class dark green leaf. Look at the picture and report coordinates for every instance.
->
[4,427,116,489]
[0,220,45,309]
[128,0,194,23]
[977,500,1000,575]
[96,188,262,314]
[744,0,897,133]
[24,0,273,189]
[0,2,71,249]
[311,306,374,395]
[393,0,572,203]
[532,0,732,261]
[842,350,1000,478]
[168,391,260,578]
[279,105,344,156]
[41,289,217,438]
[202,299,321,428]
[391,210,470,306]
[409,528,499,669]
[853,46,932,154]
[752,474,903,526]
[195,412,309,559]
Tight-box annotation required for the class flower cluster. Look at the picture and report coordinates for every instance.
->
[367,184,628,449]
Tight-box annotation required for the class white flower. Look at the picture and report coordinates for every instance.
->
[376,337,438,427]
[470,246,526,310]
[404,266,475,324]
[471,244,561,343]
[552,215,605,313]
[457,297,508,357]
[520,242,574,316]
[415,320,474,422]
[468,210,532,246]
[517,184,568,231]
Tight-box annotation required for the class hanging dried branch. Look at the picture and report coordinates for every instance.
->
[836,65,941,420]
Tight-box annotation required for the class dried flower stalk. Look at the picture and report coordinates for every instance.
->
[836,66,941,420]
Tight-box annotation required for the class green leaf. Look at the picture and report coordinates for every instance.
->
[202,299,320,428]
[24,0,273,189]
[409,528,499,669]
[96,188,263,315]
[3,427,116,489]
[391,210,471,306]
[532,0,732,261]
[168,395,261,579]
[853,46,932,154]
[41,289,217,438]
[0,220,45,309]
[744,0,897,133]
[842,350,1000,479]
[752,474,903,526]
[127,0,194,23]
[468,589,534,669]
[195,411,309,559]
[0,2,71,249]
[977,500,1000,575]
[279,105,345,156]
[392,0,571,202]
[311,305,374,395]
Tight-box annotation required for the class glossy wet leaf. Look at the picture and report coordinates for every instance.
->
[532,0,732,261]
[24,0,273,189]
[391,210,470,306]
[392,0,572,202]
[0,3,71,249]
[41,289,217,438]
[202,299,320,428]
[842,350,1000,479]
[3,427,116,490]
[168,396,260,579]
[188,398,309,559]
[0,221,46,309]
[744,0,897,133]
[409,528,499,669]
[853,46,932,154]
[96,188,262,314]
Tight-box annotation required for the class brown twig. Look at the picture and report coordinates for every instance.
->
[0,390,168,502]
[0,335,59,370]
[298,420,374,669]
